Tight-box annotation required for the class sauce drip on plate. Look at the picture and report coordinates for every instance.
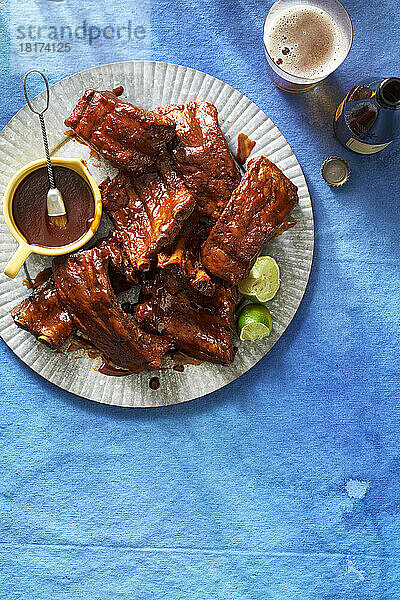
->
[112,85,124,97]
[271,217,297,238]
[149,376,160,390]
[12,166,95,248]
[22,267,53,290]
[236,133,256,165]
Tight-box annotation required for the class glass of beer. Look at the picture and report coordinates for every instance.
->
[263,0,353,92]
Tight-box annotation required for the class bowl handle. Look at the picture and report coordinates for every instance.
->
[4,244,32,279]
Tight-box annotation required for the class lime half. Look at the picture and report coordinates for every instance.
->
[238,256,280,303]
[237,304,272,341]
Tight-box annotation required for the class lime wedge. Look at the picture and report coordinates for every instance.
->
[238,256,280,303]
[237,304,272,341]
[240,322,271,341]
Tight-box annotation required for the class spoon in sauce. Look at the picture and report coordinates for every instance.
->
[23,70,67,228]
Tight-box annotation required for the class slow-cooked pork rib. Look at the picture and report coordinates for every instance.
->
[11,231,138,350]
[12,88,298,377]
[156,102,241,220]
[65,89,176,176]
[201,156,298,285]
[100,151,196,272]
[99,229,139,288]
[136,270,237,365]
[158,212,215,296]
[54,246,170,372]
[11,276,75,349]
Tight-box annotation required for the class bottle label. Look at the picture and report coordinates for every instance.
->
[345,138,392,154]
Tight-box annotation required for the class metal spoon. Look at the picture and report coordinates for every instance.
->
[23,70,67,228]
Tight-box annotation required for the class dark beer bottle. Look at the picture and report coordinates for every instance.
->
[333,77,400,154]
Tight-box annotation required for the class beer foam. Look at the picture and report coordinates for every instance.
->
[264,5,349,80]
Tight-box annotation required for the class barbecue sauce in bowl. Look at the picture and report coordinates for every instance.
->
[12,166,95,247]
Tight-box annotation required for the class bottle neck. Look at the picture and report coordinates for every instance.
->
[376,78,400,110]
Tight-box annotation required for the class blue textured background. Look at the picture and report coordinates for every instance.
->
[0,0,399,598]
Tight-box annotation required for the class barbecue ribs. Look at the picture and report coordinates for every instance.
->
[201,156,298,285]
[100,151,196,272]
[99,229,139,288]
[65,90,176,176]
[53,246,170,372]
[10,230,140,351]
[11,276,75,349]
[12,87,300,378]
[136,270,237,365]
[156,102,241,220]
[158,212,215,296]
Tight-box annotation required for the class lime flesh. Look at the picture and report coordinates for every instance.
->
[240,322,271,341]
[237,304,272,341]
[238,256,280,303]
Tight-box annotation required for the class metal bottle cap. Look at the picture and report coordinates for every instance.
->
[321,156,350,186]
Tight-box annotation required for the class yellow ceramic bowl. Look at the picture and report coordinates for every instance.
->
[3,157,102,279]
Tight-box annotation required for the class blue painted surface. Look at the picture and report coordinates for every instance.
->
[0,0,399,598]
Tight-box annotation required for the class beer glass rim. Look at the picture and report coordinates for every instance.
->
[263,0,353,84]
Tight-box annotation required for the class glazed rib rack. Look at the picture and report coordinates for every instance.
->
[12,89,298,374]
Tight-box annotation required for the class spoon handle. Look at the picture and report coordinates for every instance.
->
[23,70,56,189]
[38,113,55,189]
